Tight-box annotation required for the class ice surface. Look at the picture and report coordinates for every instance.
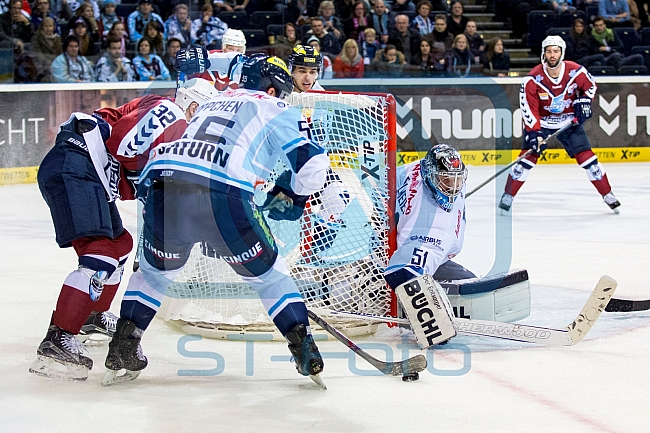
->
[1,163,648,432]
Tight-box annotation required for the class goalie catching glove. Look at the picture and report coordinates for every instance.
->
[262,170,310,221]
[573,97,592,125]
[174,46,210,75]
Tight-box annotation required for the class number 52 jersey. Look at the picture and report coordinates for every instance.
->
[140,88,330,197]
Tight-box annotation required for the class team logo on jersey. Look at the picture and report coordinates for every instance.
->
[535,74,543,82]
[539,92,549,100]
[409,235,443,249]
[545,94,571,114]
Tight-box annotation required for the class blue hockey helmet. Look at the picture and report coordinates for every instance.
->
[240,54,293,100]
[420,144,467,211]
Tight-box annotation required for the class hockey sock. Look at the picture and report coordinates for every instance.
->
[53,280,95,334]
[504,151,538,197]
[272,303,310,336]
[575,150,611,196]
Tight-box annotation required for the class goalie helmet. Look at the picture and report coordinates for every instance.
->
[420,144,467,212]
[222,28,246,52]
[541,35,566,64]
[240,55,293,100]
[288,45,323,73]
[175,78,219,112]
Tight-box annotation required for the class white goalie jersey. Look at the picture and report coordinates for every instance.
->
[386,160,467,278]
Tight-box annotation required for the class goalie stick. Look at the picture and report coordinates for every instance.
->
[306,310,427,376]
[605,297,650,312]
[311,275,617,346]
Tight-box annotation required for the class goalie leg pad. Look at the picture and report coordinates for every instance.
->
[395,275,457,349]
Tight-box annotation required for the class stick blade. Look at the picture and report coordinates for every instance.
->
[566,275,617,345]
[605,297,650,312]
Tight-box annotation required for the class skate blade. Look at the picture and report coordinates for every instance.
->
[309,374,327,390]
[29,355,89,381]
[101,369,141,386]
[612,208,620,215]
[78,334,110,347]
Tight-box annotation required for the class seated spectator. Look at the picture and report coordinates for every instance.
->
[388,13,421,63]
[409,37,444,75]
[319,1,344,42]
[445,33,482,77]
[162,37,181,81]
[143,20,164,56]
[30,16,62,82]
[95,36,136,82]
[429,13,453,54]
[165,3,192,48]
[345,1,370,43]
[98,1,125,40]
[306,35,333,78]
[132,37,170,81]
[413,1,434,36]
[589,15,644,71]
[70,18,99,57]
[483,37,510,76]
[566,18,606,68]
[0,0,33,52]
[334,0,356,21]
[391,0,416,14]
[51,0,74,23]
[305,16,341,58]
[275,22,302,61]
[429,0,449,12]
[128,0,164,43]
[72,0,100,20]
[369,0,390,47]
[464,20,485,64]
[101,21,127,57]
[360,27,380,64]
[333,38,364,77]
[628,0,642,30]
[191,3,228,49]
[599,0,634,27]
[447,0,469,37]
[212,0,235,14]
[366,44,405,77]
[66,3,100,45]
[633,0,650,27]
[287,0,318,26]
[31,0,60,35]
[544,0,577,14]
[51,34,95,82]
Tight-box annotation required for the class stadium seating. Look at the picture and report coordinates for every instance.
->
[266,24,285,38]
[588,65,617,76]
[618,65,648,75]
[585,5,600,23]
[631,46,650,68]
[527,11,557,48]
[219,11,249,30]
[613,28,640,56]
[250,11,282,30]
[557,11,587,28]
[641,28,650,46]
[546,27,571,41]
[116,4,137,18]
[242,29,268,47]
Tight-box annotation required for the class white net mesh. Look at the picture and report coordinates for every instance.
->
[157,91,396,338]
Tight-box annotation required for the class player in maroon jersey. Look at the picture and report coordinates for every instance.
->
[499,35,621,213]
[29,79,218,381]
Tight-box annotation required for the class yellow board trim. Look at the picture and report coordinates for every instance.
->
[0,166,39,185]
[398,148,650,166]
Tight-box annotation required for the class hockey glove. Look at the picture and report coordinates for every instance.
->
[174,47,210,75]
[573,97,592,125]
[262,170,310,221]
[525,130,547,154]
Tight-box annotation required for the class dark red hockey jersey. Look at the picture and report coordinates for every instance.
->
[520,61,597,132]
[95,94,187,200]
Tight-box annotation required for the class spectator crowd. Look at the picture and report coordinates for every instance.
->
[1,0,649,83]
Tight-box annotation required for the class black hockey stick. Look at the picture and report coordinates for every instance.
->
[466,122,574,198]
[605,298,650,312]
[306,310,427,376]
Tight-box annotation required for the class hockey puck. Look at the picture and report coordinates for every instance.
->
[402,373,419,382]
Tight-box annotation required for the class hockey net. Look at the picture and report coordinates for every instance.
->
[157,90,397,339]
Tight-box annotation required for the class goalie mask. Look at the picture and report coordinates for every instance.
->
[288,45,323,73]
[240,55,293,100]
[420,144,467,212]
[175,78,219,112]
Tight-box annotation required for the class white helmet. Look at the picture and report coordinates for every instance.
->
[175,78,219,112]
[541,35,566,64]
[222,28,246,52]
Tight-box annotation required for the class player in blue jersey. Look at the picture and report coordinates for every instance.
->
[103,55,330,386]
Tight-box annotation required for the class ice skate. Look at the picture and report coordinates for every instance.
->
[285,324,326,388]
[29,325,93,381]
[102,318,148,386]
[78,311,118,345]
[498,193,513,212]
[603,192,621,214]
